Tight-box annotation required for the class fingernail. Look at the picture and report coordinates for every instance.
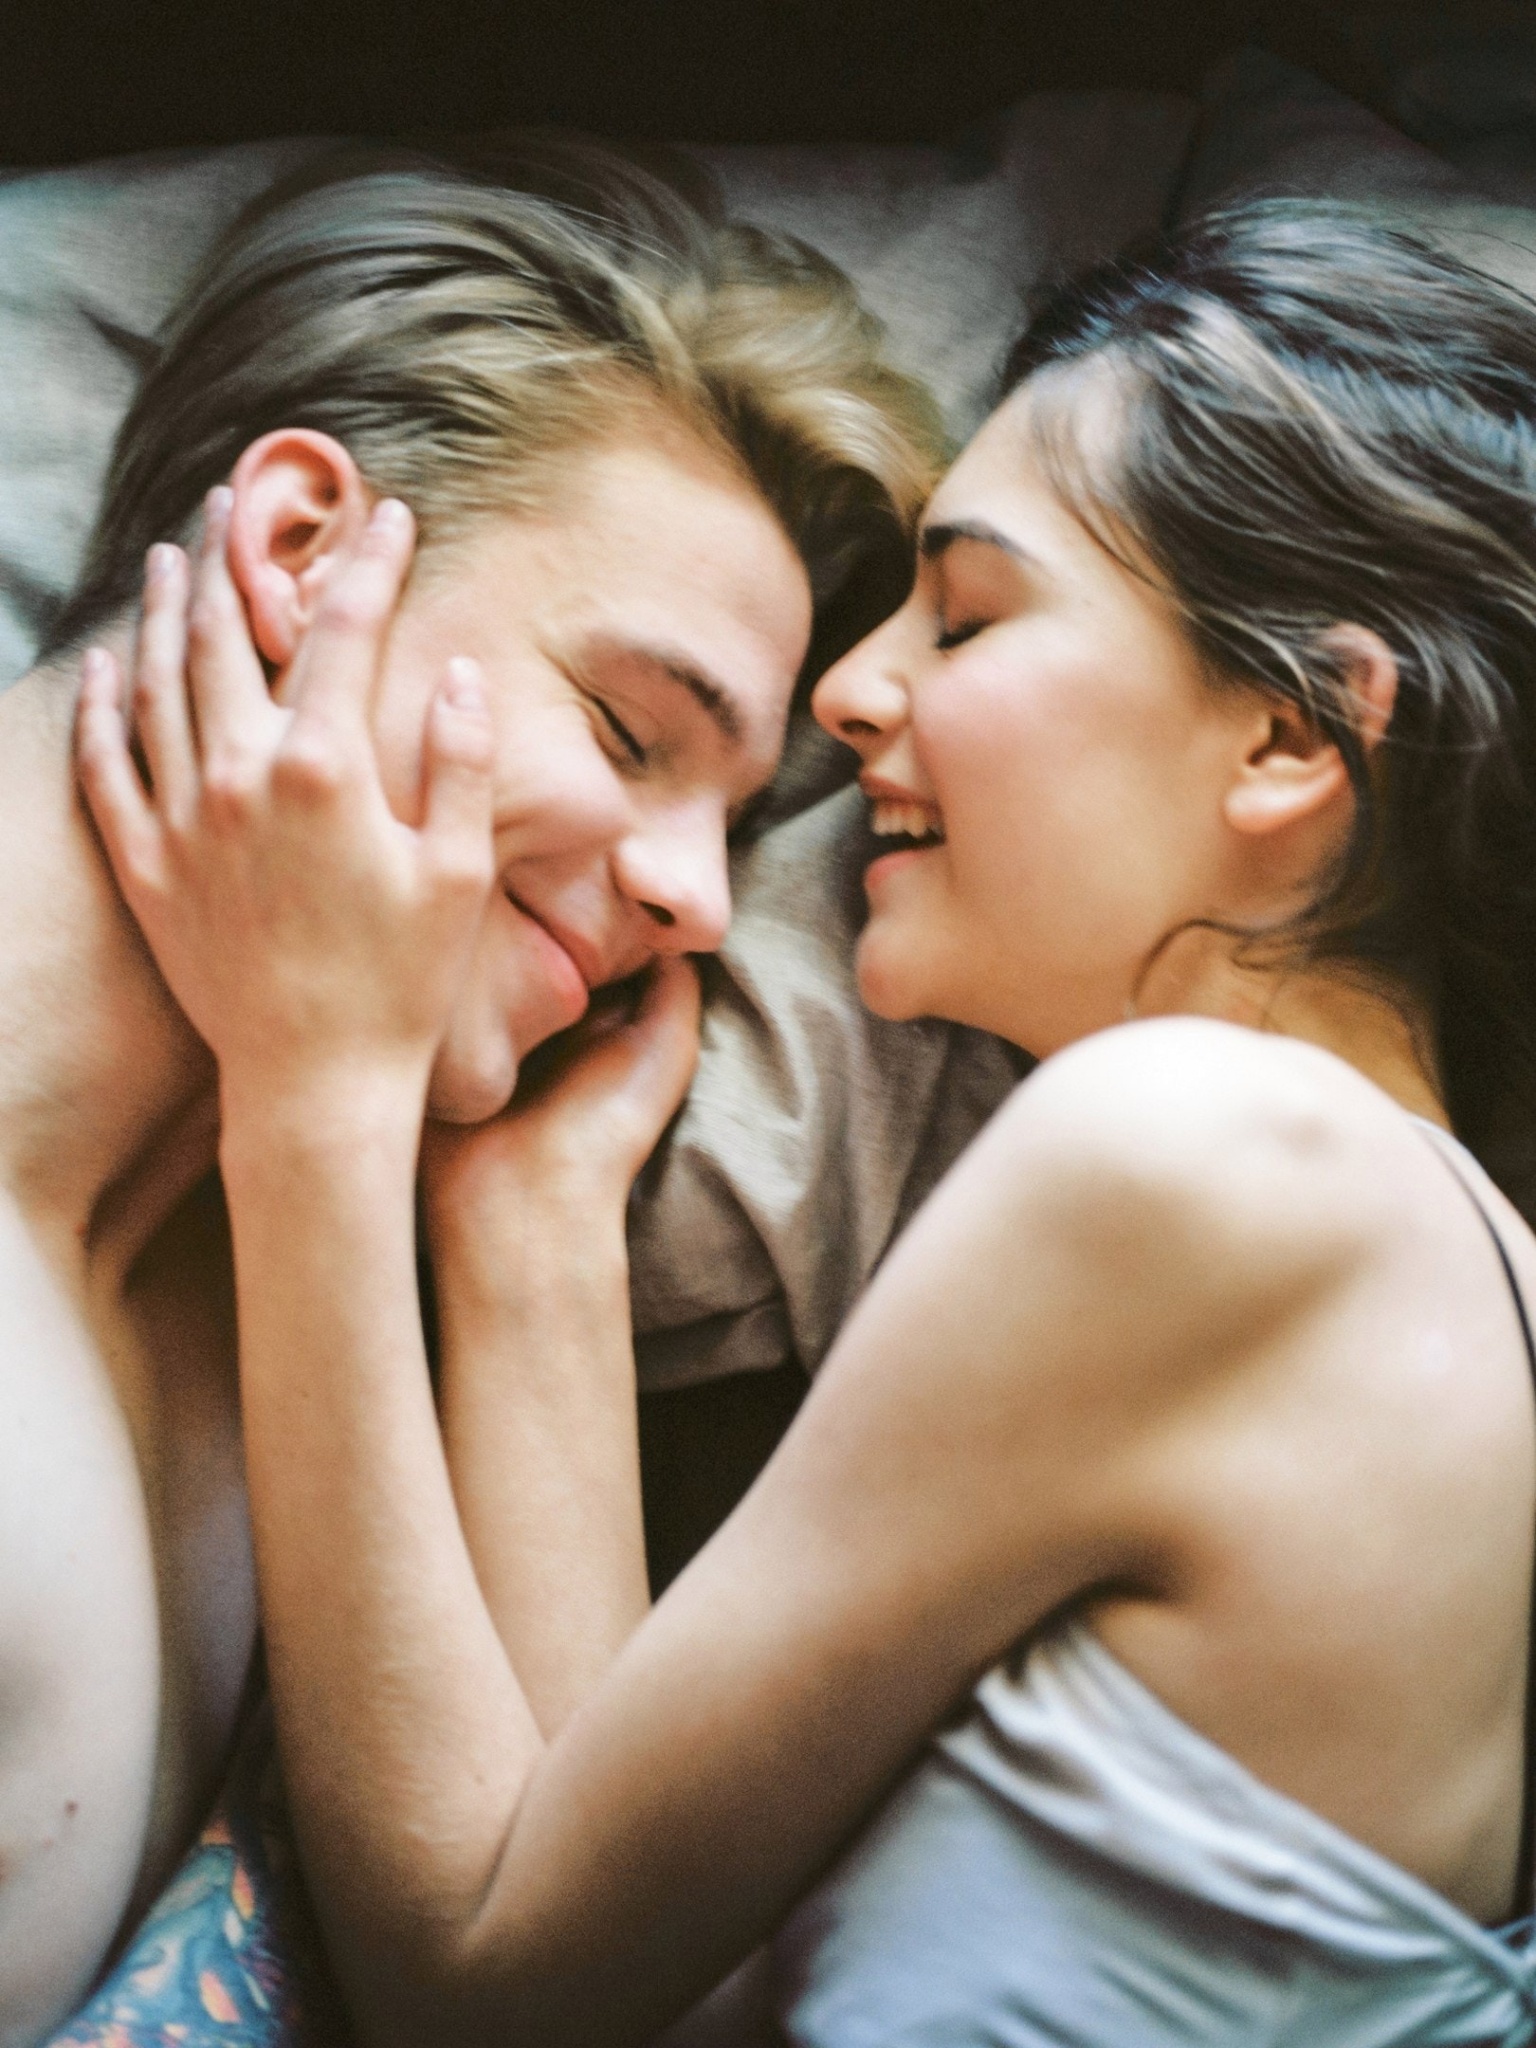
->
[372,497,411,535]
[444,656,482,708]
[81,647,109,691]
[205,485,233,522]
[146,542,179,582]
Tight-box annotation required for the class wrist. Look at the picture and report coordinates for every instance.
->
[219,1063,429,1183]
[433,1198,631,1330]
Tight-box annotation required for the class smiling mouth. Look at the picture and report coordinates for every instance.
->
[503,894,596,1014]
[868,797,946,854]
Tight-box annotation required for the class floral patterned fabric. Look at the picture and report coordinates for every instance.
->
[46,1703,350,2048]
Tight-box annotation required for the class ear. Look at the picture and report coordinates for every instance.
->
[225,430,373,670]
[1223,624,1399,839]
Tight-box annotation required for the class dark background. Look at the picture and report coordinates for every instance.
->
[0,0,1478,165]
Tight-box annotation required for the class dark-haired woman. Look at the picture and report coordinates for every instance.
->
[80,202,1536,2045]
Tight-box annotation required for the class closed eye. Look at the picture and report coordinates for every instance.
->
[594,698,648,767]
[935,619,986,653]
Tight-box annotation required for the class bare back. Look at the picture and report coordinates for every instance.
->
[1074,1047,1536,1922]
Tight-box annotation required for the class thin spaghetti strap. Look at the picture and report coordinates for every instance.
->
[1415,1124,1536,1383]
[1411,1118,1536,1920]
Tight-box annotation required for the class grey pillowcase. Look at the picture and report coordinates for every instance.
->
[629,785,1030,1389]
[0,139,339,686]
[702,91,1196,446]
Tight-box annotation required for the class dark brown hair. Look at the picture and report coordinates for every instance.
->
[1005,200,1536,1218]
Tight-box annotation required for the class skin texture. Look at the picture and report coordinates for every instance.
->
[0,420,807,2048]
[75,382,1536,2047]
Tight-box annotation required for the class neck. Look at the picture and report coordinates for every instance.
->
[1143,941,1447,1126]
[0,651,217,1278]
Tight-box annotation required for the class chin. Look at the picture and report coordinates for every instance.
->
[426,1056,519,1126]
[854,932,930,1023]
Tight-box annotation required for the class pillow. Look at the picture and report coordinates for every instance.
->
[629,784,1029,1389]
[0,96,1191,1387]
[0,139,336,687]
[701,90,1196,445]
[1176,48,1536,302]
[1177,45,1469,220]
[0,92,1196,688]
[1337,22,1536,213]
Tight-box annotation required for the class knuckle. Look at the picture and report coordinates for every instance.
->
[200,752,259,822]
[130,674,164,722]
[186,595,226,651]
[439,722,495,775]
[319,579,387,637]
[273,729,349,800]
[123,841,165,893]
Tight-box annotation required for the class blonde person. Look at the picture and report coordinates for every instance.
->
[80,200,1536,2046]
[0,146,931,2048]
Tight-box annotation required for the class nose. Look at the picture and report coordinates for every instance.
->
[612,800,732,956]
[812,613,913,758]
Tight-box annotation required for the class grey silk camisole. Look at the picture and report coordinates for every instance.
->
[671,1120,1536,2048]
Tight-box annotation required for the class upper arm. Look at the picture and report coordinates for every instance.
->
[0,1206,161,2046]
[457,1021,1360,2046]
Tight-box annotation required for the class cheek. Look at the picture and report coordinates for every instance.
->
[490,708,631,864]
[922,637,1202,906]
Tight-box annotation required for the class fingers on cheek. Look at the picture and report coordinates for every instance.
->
[144,541,189,611]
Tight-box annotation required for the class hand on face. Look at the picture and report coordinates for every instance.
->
[78,425,808,1144]
[421,954,701,1292]
[75,489,498,1131]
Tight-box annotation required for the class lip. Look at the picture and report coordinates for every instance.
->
[504,894,595,1021]
[860,772,939,808]
[864,842,941,894]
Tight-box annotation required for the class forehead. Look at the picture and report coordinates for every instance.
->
[922,372,1142,589]
[547,433,809,635]
[442,433,811,743]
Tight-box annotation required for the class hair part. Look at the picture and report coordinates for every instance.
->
[1004,201,1536,1217]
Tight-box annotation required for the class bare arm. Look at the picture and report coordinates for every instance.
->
[77,507,1345,2048]
[422,994,700,1736]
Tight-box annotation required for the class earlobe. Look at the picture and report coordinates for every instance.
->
[224,430,373,672]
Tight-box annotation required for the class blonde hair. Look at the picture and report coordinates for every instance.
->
[49,141,942,659]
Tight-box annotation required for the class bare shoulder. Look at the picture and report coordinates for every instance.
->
[769,1019,1418,1672]
[846,1020,1413,1428]
[972,1017,1410,1271]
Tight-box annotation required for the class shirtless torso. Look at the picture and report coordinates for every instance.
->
[0,669,254,2047]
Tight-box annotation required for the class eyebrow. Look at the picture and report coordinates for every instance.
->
[627,642,745,746]
[918,518,1036,567]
